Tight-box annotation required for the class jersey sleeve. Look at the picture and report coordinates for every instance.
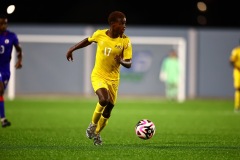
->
[123,37,132,60]
[230,49,237,62]
[230,47,240,68]
[12,32,19,46]
[88,30,100,43]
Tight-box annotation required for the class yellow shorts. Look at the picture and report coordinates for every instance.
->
[91,75,119,104]
[233,69,240,88]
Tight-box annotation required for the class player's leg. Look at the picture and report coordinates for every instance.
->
[91,87,109,128]
[91,88,110,145]
[86,76,109,141]
[166,82,178,101]
[96,102,114,134]
[86,91,109,139]
[0,81,5,122]
[91,76,110,123]
[91,102,104,125]
[169,84,175,100]
[92,77,111,123]
[0,72,11,128]
[165,83,173,100]
[93,80,118,145]
[171,83,178,100]
[234,70,240,112]
[234,88,240,112]
[86,102,103,139]
[95,80,118,133]
[93,102,113,145]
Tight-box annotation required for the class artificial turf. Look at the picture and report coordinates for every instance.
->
[0,97,239,160]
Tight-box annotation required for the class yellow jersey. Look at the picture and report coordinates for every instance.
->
[88,29,132,80]
[230,46,240,69]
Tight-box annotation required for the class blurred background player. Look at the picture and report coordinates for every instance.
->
[0,14,23,127]
[66,11,132,145]
[229,41,240,112]
[159,50,180,101]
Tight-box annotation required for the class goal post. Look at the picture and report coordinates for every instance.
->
[8,34,186,101]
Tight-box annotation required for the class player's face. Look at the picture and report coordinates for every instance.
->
[0,18,8,32]
[113,17,126,36]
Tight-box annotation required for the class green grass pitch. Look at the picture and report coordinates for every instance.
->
[0,97,240,160]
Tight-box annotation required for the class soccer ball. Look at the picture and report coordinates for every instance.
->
[135,119,156,140]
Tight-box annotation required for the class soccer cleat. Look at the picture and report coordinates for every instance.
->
[93,133,102,146]
[2,119,11,128]
[86,123,97,139]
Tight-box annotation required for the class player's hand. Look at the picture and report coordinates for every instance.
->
[66,51,73,62]
[15,61,22,69]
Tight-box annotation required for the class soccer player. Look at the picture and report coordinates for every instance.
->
[159,50,180,101]
[66,11,132,145]
[0,14,23,127]
[229,42,240,112]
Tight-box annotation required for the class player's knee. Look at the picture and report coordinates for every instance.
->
[102,103,114,118]
[99,98,110,107]
[102,110,111,118]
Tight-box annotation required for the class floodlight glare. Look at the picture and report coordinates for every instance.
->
[7,5,15,14]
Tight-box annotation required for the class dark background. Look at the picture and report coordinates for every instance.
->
[1,0,240,28]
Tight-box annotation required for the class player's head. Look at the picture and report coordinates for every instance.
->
[108,11,126,24]
[169,50,178,58]
[108,11,126,37]
[0,14,8,32]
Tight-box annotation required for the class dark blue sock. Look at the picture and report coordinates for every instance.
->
[0,96,5,118]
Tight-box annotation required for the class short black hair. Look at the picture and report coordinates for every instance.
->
[108,11,126,24]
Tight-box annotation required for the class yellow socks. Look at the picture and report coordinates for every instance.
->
[91,103,109,134]
[92,102,104,124]
[96,115,108,134]
[235,90,240,110]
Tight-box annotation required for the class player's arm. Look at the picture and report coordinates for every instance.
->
[229,57,240,71]
[229,59,235,68]
[66,38,92,61]
[115,39,132,68]
[120,58,132,68]
[114,55,132,68]
[230,60,240,70]
[14,44,23,69]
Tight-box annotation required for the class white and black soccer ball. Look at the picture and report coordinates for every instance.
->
[135,119,156,140]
